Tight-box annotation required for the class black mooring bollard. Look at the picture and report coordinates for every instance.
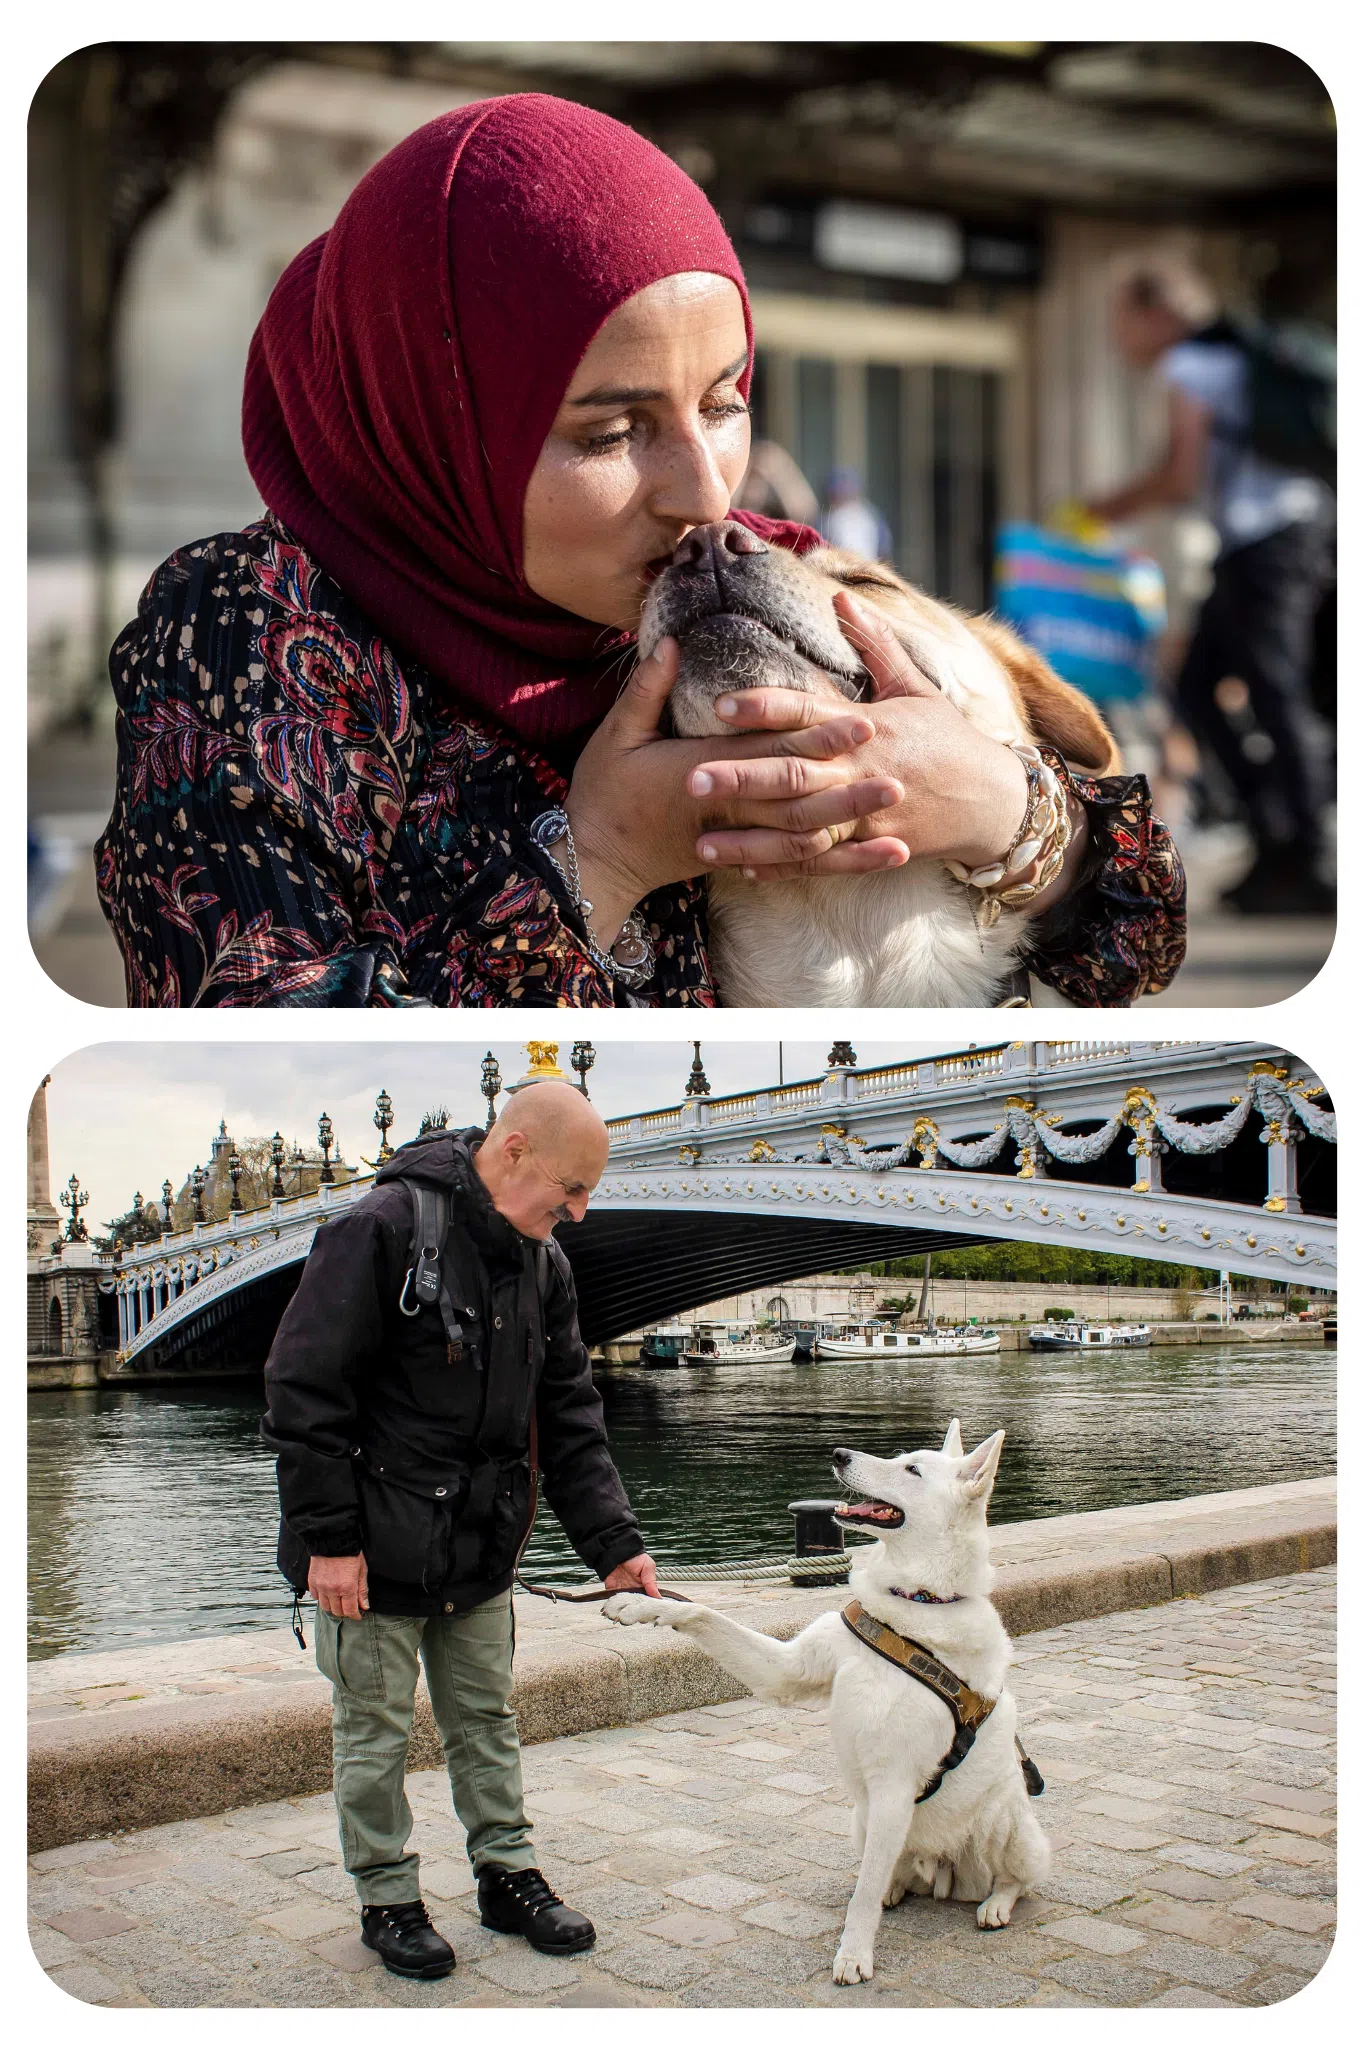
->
[787,1499,850,1584]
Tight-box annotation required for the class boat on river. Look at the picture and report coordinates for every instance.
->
[680,1327,797,1365]
[637,1324,692,1367]
[815,1323,1001,1359]
[1028,1321,1151,1351]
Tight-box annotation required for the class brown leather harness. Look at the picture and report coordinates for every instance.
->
[841,1598,1043,1804]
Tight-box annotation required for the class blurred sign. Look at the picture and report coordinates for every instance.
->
[814,202,962,283]
[743,200,1041,289]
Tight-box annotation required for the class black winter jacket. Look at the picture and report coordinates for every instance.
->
[261,1127,644,1614]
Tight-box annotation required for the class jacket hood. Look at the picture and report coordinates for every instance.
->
[374,1126,485,1191]
[374,1125,526,1265]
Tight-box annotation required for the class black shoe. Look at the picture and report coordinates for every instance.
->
[477,1865,596,1954]
[360,1900,456,1979]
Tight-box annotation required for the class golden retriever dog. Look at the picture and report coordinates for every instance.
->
[639,521,1119,1007]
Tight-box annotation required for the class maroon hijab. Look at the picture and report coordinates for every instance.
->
[243,93,819,755]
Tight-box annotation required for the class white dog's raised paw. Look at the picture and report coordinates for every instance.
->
[832,1947,875,1985]
[601,1593,668,1625]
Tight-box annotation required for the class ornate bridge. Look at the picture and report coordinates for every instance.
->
[95,1040,1334,1371]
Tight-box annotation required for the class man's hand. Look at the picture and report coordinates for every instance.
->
[309,1552,369,1618]
[604,1552,661,1598]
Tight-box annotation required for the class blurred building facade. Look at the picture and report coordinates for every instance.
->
[29,41,1334,731]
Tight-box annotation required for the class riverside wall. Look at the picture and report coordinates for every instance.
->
[656,1276,1333,1329]
[28,1478,1335,1854]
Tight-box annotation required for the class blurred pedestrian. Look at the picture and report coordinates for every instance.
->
[823,468,893,561]
[1084,256,1334,916]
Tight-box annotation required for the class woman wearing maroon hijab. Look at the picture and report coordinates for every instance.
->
[96,95,1183,1006]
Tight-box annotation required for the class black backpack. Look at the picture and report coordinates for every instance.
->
[1190,317,1336,487]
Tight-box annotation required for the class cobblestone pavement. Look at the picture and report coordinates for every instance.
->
[30,1568,1334,2010]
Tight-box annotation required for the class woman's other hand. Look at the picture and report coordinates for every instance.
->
[692,591,1088,907]
[564,635,908,947]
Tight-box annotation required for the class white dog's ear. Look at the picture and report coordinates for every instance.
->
[941,1418,964,1457]
[957,1430,1005,1504]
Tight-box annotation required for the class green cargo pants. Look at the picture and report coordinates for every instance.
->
[314,1593,536,1905]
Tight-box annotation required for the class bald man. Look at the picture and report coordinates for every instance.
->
[262,1085,658,1981]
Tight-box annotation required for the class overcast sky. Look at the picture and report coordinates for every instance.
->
[41,1039,960,1230]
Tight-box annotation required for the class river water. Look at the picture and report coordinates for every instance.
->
[28,1343,1334,1662]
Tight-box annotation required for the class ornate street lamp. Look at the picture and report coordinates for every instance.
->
[191,1164,207,1224]
[684,1042,712,1097]
[318,1112,335,1185]
[828,1042,858,1069]
[228,1149,244,1212]
[480,1051,501,1130]
[289,1143,307,1196]
[373,1088,394,1162]
[269,1133,286,1199]
[161,1178,174,1228]
[59,1173,90,1243]
[570,1042,596,1096]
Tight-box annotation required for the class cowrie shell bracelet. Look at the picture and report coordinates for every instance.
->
[946,743,1074,930]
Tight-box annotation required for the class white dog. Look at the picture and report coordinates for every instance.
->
[603,1422,1050,1984]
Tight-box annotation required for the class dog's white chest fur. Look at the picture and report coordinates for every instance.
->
[707,865,1029,1008]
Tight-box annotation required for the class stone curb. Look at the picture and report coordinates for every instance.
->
[28,1487,1335,1854]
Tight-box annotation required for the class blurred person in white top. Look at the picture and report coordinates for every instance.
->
[823,468,893,563]
[1084,257,1333,917]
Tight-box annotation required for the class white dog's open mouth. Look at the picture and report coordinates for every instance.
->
[834,1496,906,1530]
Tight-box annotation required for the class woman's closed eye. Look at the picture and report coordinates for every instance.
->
[581,393,748,457]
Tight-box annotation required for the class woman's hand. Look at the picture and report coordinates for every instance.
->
[693,591,1088,910]
[564,635,908,947]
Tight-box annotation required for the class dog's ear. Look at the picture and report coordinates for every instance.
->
[967,618,1122,773]
[941,1418,964,1457]
[956,1430,1005,1506]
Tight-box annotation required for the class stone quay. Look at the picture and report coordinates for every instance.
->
[28,1481,1334,2008]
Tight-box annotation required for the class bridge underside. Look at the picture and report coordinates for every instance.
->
[112,1220,989,1372]
[564,1216,987,1345]
[120,1267,304,1379]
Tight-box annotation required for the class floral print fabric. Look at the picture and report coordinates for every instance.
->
[95,519,1185,1008]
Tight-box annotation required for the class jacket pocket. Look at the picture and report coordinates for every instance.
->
[480,1461,533,1582]
[355,1464,469,1590]
[315,1612,387,1701]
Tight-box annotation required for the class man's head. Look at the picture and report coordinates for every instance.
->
[474,1081,611,1240]
[1112,255,1219,368]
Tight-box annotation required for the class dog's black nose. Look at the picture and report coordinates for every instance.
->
[831,1447,853,1472]
[670,519,769,572]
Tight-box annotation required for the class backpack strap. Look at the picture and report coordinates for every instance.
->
[396,1180,467,1362]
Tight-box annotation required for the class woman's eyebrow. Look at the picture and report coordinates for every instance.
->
[567,351,749,409]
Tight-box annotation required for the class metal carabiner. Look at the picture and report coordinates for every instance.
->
[399,1265,422,1317]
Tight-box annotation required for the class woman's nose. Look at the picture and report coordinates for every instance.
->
[670,520,770,572]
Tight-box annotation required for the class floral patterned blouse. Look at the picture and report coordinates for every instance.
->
[96,519,1186,1007]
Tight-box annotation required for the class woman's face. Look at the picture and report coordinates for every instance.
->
[522,272,751,630]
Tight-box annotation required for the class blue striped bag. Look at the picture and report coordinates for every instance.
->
[994,522,1166,704]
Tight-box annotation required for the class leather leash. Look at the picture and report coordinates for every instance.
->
[515,1412,692,1605]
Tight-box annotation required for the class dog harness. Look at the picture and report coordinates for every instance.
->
[841,1598,1043,1804]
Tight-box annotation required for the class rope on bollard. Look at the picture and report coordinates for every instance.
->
[517,1545,871,1601]
[657,1551,864,1582]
